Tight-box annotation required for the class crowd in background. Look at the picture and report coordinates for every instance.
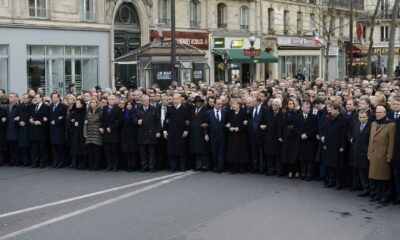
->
[0,74,400,206]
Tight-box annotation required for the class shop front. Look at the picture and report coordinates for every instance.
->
[345,43,369,76]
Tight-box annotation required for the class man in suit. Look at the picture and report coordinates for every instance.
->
[0,98,7,166]
[134,95,161,172]
[157,95,169,170]
[163,93,190,172]
[30,93,50,168]
[293,101,318,181]
[389,97,400,204]
[190,96,210,171]
[207,98,226,173]
[249,96,266,173]
[6,93,20,166]
[49,92,66,168]
[313,98,328,183]
[100,94,122,171]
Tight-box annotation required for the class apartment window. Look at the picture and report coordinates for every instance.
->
[190,0,200,28]
[27,45,99,96]
[217,3,227,28]
[284,10,289,34]
[28,0,48,18]
[381,26,389,41]
[240,6,249,30]
[339,17,344,37]
[297,12,303,35]
[381,0,390,17]
[268,8,274,33]
[310,13,316,32]
[158,0,170,25]
[80,0,96,21]
[0,45,8,92]
[331,17,336,36]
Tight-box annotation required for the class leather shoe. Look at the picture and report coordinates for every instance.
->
[378,198,391,204]
[358,191,370,197]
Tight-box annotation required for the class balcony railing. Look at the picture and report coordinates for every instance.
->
[218,23,227,29]
[240,25,249,30]
[28,7,48,18]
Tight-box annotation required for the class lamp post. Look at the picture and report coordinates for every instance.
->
[249,34,256,83]
[171,0,177,83]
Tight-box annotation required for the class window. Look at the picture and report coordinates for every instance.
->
[28,0,47,18]
[330,17,336,36]
[0,45,8,92]
[268,8,274,33]
[190,0,200,28]
[240,6,249,30]
[339,17,344,37]
[27,45,99,95]
[217,3,227,28]
[310,13,316,32]
[297,12,303,35]
[284,10,289,34]
[158,0,170,25]
[381,26,389,41]
[80,0,96,21]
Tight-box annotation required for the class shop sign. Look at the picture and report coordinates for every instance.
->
[153,64,172,81]
[150,31,209,50]
[373,47,400,55]
[214,38,225,48]
[193,63,204,81]
[244,49,261,56]
[230,39,244,48]
[277,36,321,47]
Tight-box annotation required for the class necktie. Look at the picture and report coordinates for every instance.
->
[195,108,199,116]
[35,104,39,113]
[53,104,57,112]
[274,111,278,117]
[396,112,399,119]
[216,110,220,122]
[360,123,365,131]
[108,107,112,113]
[304,114,307,120]
[253,108,258,118]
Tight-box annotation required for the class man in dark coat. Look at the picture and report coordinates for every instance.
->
[157,95,169,170]
[249,97,266,173]
[389,97,400,204]
[323,104,347,189]
[293,101,317,181]
[313,98,328,182]
[16,94,33,166]
[0,100,7,166]
[49,92,67,168]
[29,93,50,168]
[163,93,190,172]
[6,93,20,166]
[350,110,371,197]
[207,98,227,173]
[100,94,122,171]
[189,96,210,171]
[260,98,283,176]
[134,95,161,172]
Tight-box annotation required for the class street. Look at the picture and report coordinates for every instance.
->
[0,167,399,240]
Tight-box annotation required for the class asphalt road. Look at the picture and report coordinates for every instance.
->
[0,167,399,240]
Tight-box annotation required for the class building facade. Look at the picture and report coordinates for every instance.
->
[0,0,357,95]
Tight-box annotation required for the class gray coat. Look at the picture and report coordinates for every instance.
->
[84,108,102,146]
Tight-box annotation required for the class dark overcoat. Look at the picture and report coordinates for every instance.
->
[49,103,66,145]
[16,104,32,148]
[206,108,227,148]
[293,113,317,162]
[280,111,298,164]
[260,109,282,156]
[164,105,190,157]
[121,109,139,152]
[0,107,7,151]
[134,105,161,145]
[388,112,400,169]
[100,106,122,144]
[351,121,371,169]
[189,107,209,155]
[29,104,50,142]
[6,103,19,141]
[323,114,348,169]
[69,107,86,156]
[226,109,249,164]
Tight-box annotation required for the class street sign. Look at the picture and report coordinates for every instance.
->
[244,49,260,56]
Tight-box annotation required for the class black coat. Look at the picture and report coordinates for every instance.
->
[121,109,139,152]
[69,107,86,156]
[260,109,282,156]
[134,105,161,145]
[249,106,266,145]
[189,107,209,155]
[293,113,318,162]
[100,106,122,144]
[323,114,348,169]
[49,103,66,145]
[163,105,190,157]
[0,107,7,151]
[389,112,400,169]
[29,104,50,142]
[16,104,32,148]
[6,103,19,141]
[351,121,371,169]
[280,110,298,164]
[226,109,249,164]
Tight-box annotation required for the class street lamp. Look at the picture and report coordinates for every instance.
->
[249,34,256,83]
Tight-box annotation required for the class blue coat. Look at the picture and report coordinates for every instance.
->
[49,103,67,145]
[6,103,20,141]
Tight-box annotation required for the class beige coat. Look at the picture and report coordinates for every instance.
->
[368,122,396,180]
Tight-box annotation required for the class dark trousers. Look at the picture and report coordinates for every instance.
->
[251,138,264,172]
[19,147,31,166]
[316,142,327,178]
[301,160,314,178]
[211,141,224,172]
[194,154,209,170]
[51,144,65,167]
[123,151,137,170]
[266,155,281,175]
[156,139,167,170]
[371,179,391,200]
[104,143,119,170]
[287,163,299,173]
[327,167,344,186]
[169,155,186,172]
[140,144,156,170]
[87,144,102,170]
[8,141,19,165]
[352,167,362,189]
[31,141,47,167]
[393,168,400,200]
[357,168,370,193]
[0,151,5,166]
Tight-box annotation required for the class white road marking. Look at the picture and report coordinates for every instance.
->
[0,171,196,240]
[0,172,185,219]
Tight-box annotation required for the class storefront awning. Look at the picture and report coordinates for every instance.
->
[346,44,369,54]
[212,49,278,64]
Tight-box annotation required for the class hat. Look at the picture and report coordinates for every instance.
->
[193,96,205,103]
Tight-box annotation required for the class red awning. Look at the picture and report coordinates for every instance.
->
[346,44,368,54]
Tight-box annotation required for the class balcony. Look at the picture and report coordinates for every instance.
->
[218,23,227,29]
[190,21,201,28]
[240,25,249,30]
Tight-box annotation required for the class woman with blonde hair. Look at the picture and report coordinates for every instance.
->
[84,99,103,170]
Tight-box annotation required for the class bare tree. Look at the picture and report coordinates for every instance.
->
[366,0,382,75]
[387,0,400,76]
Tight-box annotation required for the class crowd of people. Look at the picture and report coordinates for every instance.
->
[0,75,400,206]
